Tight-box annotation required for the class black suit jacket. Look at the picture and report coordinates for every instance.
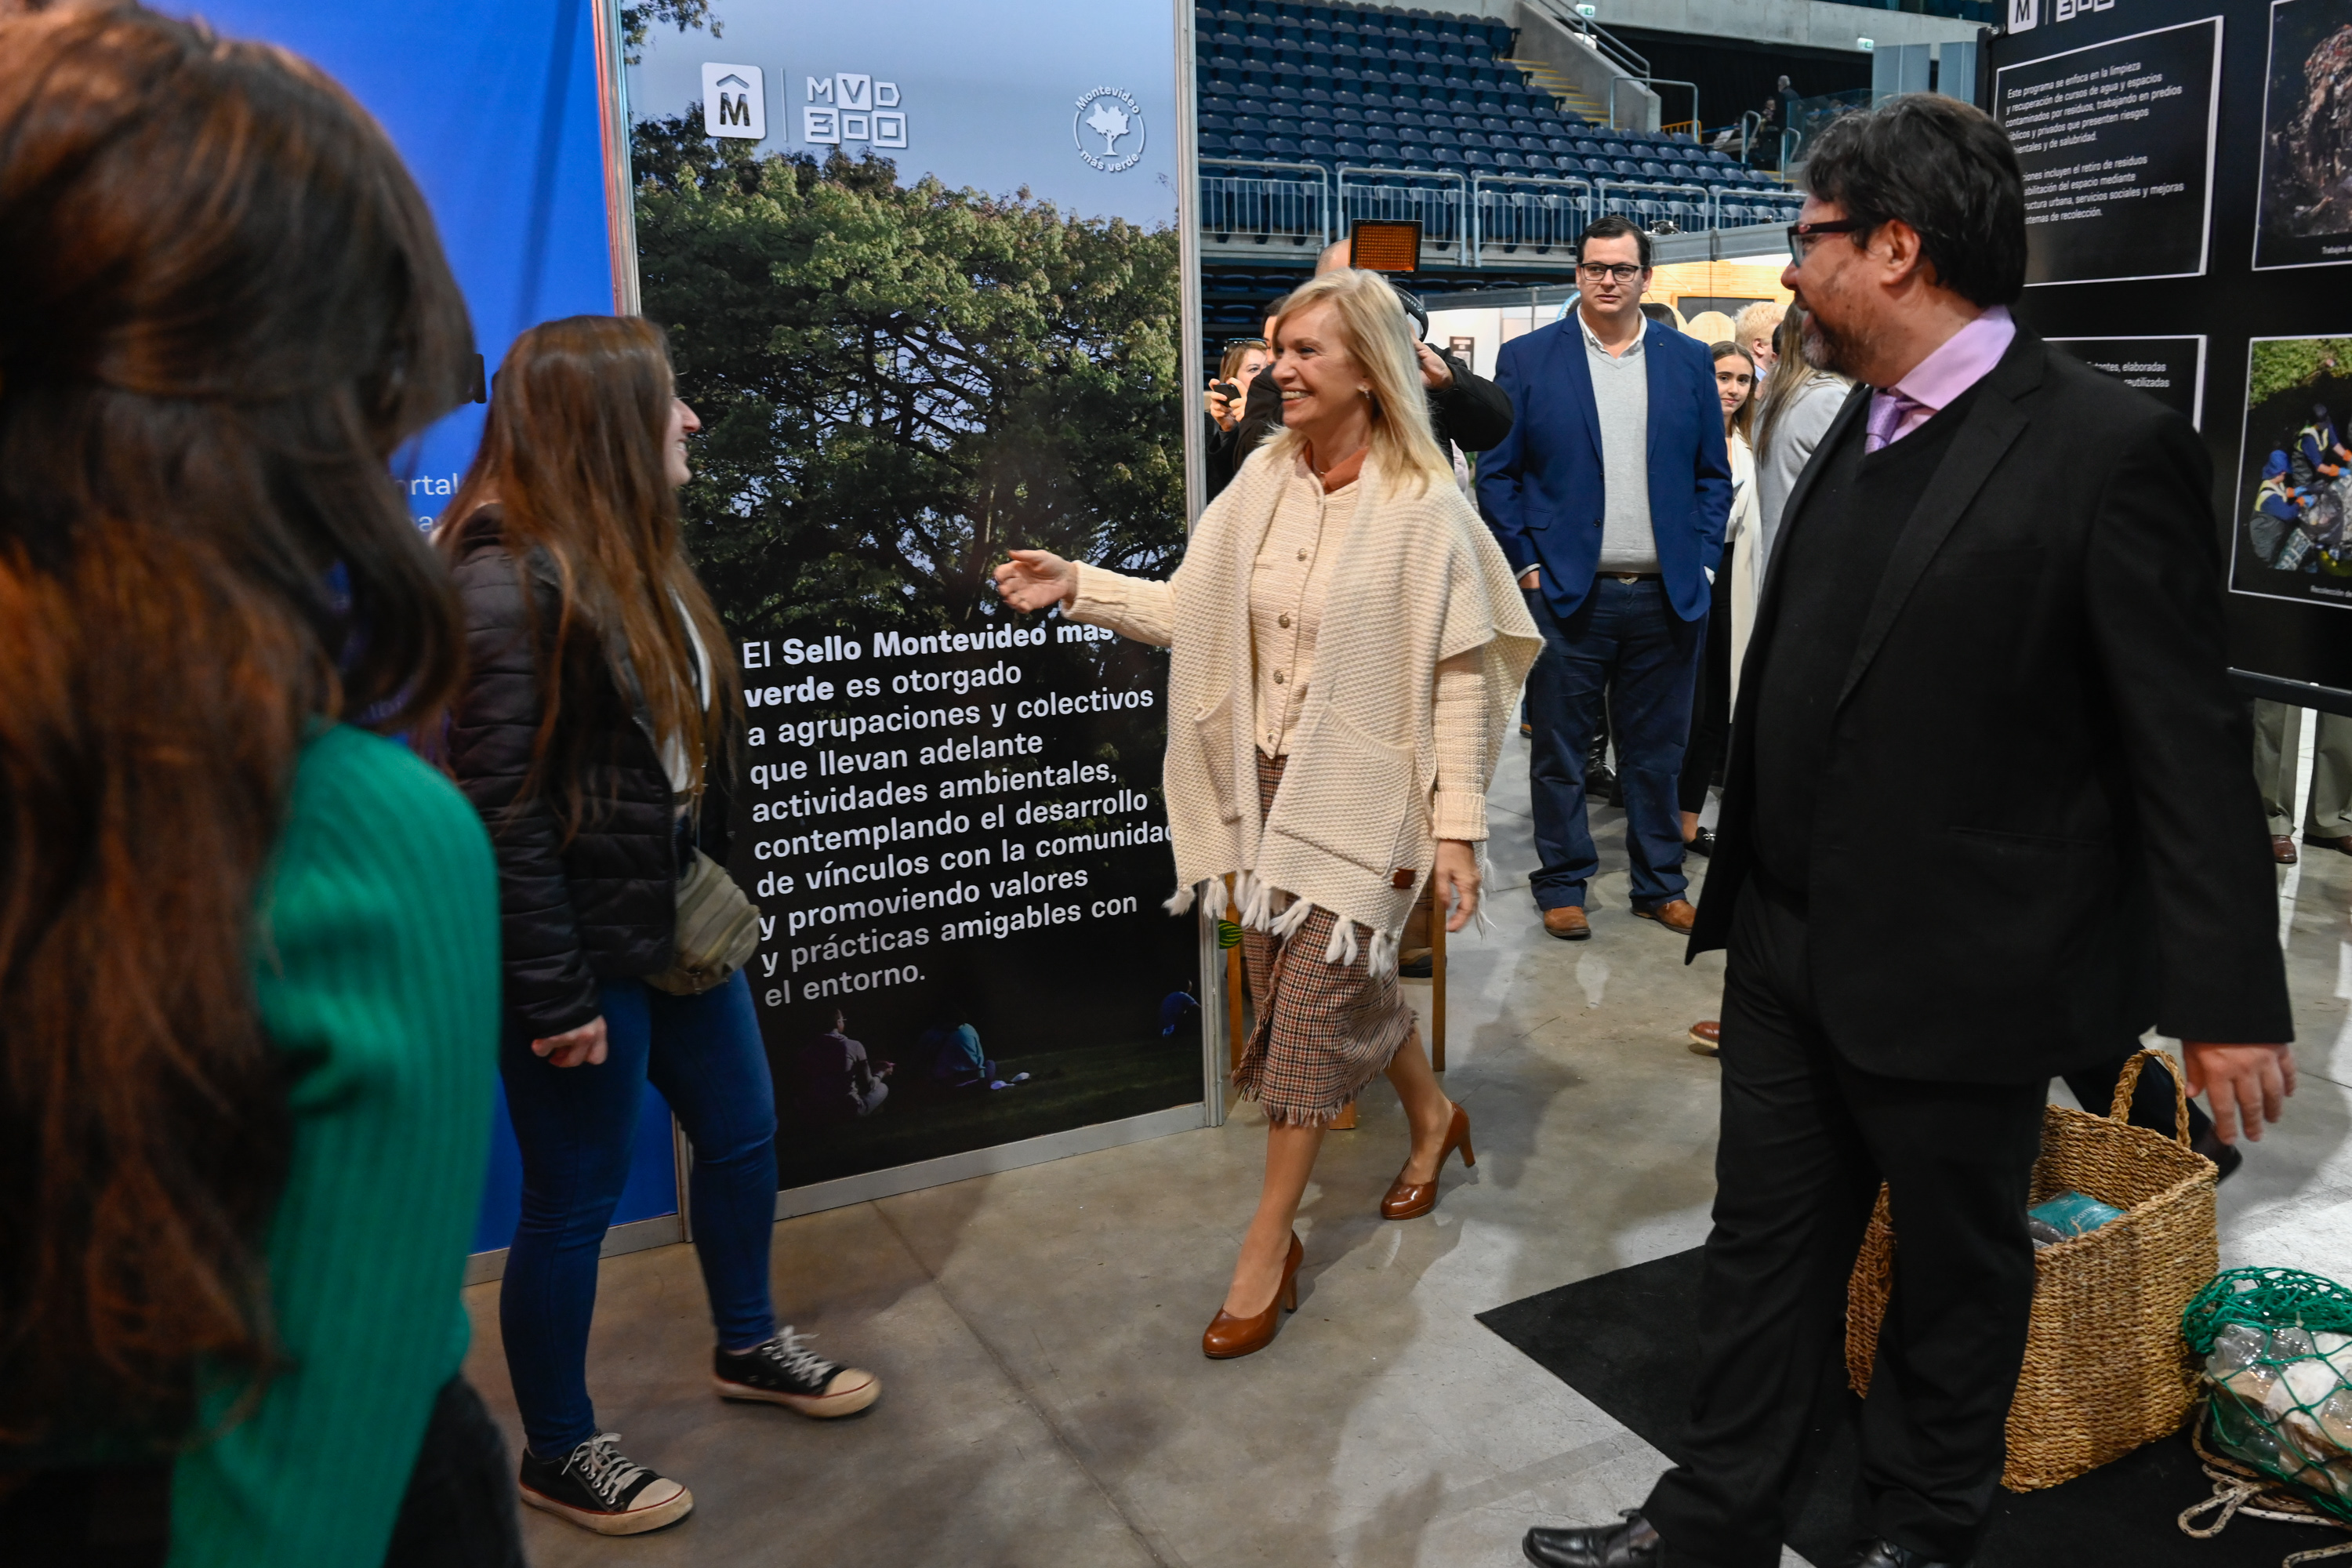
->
[1693,328,2293,1083]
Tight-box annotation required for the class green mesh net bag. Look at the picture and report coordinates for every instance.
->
[2183,1268,2352,1522]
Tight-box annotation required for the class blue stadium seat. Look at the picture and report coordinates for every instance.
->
[1229,133,1267,156]
[1335,139,1370,161]
[1265,136,1301,157]
[1301,137,1336,158]
[1610,159,1639,177]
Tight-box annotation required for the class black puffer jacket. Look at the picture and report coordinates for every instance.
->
[446,507,735,1036]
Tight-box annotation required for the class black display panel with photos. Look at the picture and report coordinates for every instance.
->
[1994,0,2352,695]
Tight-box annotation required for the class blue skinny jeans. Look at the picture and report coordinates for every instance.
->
[497,971,779,1457]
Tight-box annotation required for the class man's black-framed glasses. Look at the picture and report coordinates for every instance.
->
[1787,218,1870,260]
[1575,261,1644,283]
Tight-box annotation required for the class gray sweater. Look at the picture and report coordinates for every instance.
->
[1755,372,1854,583]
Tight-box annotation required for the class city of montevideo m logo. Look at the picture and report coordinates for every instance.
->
[1073,86,1145,172]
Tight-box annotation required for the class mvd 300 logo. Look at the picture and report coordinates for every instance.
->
[1073,87,1145,172]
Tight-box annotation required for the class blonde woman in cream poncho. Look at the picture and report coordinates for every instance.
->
[995,269,1539,1359]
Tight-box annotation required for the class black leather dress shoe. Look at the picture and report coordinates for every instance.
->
[1846,1539,1969,1568]
[1523,1509,1660,1567]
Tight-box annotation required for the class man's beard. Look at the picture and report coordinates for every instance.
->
[1802,303,1875,381]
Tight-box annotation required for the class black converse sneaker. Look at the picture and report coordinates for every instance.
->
[517,1432,693,1535]
[713,1327,881,1417]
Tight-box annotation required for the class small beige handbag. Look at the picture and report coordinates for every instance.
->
[644,844,760,995]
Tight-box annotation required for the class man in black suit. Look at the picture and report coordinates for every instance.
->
[1523,96,2296,1568]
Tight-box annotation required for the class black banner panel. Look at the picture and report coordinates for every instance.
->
[1994,0,2352,692]
[2001,17,2222,284]
[2049,334,2209,423]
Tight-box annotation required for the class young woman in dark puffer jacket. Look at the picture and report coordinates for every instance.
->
[437,317,880,1538]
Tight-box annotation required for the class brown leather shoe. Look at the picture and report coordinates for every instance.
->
[1381,1102,1475,1219]
[1542,906,1591,941]
[2274,835,2300,865]
[2305,833,2352,857]
[1633,898,1697,934]
[1202,1232,1302,1359]
[1687,1020,1720,1057]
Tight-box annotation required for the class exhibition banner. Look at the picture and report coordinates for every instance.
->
[1994,0,2352,693]
[624,2,1202,1192]
[1999,18,2223,285]
[2048,335,2209,425]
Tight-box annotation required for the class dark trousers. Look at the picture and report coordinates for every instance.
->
[499,971,780,1457]
[1644,878,2047,1567]
[1524,575,1706,910]
[1680,571,1733,815]
[0,1376,521,1568]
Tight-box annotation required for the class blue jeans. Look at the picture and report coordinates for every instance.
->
[1524,576,1706,910]
[498,972,779,1457]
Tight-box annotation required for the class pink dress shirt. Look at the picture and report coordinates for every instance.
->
[1868,305,2016,448]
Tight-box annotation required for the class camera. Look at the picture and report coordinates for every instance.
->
[1209,379,1241,401]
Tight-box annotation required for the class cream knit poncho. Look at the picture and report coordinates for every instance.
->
[1069,446,1539,974]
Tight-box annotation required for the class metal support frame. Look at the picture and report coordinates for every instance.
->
[1592,178,1720,238]
[586,0,639,316]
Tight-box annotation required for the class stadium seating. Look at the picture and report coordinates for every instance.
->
[1196,0,1802,253]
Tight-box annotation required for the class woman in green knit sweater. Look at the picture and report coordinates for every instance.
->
[0,9,508,1566]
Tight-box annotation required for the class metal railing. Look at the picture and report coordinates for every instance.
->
[1336,165,1472,265]
[1203,163,1795,262]
[1468,173,1594,265]
[1198,159,1333,249]
[1593,179,1719,236]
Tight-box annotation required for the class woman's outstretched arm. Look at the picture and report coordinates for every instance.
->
[993,549,1176,647]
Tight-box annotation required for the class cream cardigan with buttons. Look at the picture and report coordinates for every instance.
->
[1066,445,1538,971]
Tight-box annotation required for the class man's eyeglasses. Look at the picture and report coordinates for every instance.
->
[1575,262,1644,284]
[1786,218,1870,260]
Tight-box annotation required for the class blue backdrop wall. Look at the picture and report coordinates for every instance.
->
[169,0,681,1253]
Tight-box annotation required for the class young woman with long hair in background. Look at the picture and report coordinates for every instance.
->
[1679,342,1762,862]
[0,6,512,1564]
[438,315,879,1536]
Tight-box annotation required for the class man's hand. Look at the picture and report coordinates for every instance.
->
[2183,1041,2296,1145]
[1432,840,1481,932]
[1517,567,1541,591]
[533,1015,609,1069]
[993,550,1078,612]
[1414,339,1457,391]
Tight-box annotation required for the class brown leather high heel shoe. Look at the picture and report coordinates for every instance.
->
[1201,1232,1303,1359]
[1380,1102,1474,1220]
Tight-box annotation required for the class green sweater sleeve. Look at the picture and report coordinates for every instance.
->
[169,726,501,1568]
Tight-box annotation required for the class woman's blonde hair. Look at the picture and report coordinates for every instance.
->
[1263,269,1455,496]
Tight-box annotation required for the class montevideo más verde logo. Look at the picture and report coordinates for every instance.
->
[1073,87,1145,172]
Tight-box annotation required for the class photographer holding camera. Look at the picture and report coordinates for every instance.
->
[1226,236,1513,490]
[1204,336,1274,499]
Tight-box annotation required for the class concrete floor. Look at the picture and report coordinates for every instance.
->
[463,734,2352,1566]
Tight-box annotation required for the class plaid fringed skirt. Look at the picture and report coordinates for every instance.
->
[1232,750,1417,1127]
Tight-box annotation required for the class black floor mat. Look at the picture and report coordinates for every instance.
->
[1476,1247,2339,1566]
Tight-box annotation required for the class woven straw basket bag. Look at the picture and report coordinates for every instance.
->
[1845,1047,2220,1491]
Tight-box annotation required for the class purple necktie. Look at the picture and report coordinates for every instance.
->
[1864,390,1920,453]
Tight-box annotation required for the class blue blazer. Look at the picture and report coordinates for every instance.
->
[1475,314,1733,625]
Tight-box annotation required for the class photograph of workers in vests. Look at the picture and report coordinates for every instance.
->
[2232,336,2352,605]
[626,0,1203,1192]
[2256,0,2352,270]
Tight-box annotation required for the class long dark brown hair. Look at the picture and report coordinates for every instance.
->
[437,316,736,827]
[0,3,473,1446]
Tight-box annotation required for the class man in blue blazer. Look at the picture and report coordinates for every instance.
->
[1477,216,1733,939]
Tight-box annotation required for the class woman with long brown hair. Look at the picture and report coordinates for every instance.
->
[439,315,878,1536]
[996,268,1538,1357]
[0,5,509,1564]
